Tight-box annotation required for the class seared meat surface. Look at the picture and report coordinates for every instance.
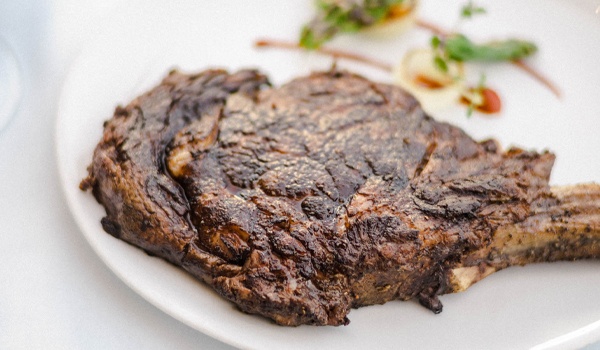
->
[82,69,600,326]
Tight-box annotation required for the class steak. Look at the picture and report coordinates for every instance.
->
[81,68,600,326]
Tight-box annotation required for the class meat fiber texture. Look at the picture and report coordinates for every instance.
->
[81,69,600,326]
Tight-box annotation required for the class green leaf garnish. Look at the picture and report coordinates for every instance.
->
[466,104,474,117]
[477,72,487,89]
[465,72,486,117]
[433,55,449,73]
[445,34,538,62]
[461,1,486,19]
[300,0,408,49]
[431,35,441,49]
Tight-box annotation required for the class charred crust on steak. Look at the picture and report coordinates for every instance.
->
[82,68,600,326]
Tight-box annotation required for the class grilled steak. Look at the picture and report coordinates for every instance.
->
[81,68,600,326]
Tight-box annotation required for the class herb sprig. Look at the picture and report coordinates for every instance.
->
[445,35,537,62]
[428,1,538,115]
[300,0,410,49]
[431,2,537,70]
[460,0,486,19]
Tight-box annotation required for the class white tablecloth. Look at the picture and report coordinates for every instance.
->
[0,1,233,348]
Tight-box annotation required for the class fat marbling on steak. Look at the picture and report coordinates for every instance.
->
[81,68,600,326]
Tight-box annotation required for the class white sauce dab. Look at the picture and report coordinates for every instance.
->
[393,48,465,114]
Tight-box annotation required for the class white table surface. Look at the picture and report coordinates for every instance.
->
[0,1,598,349]
[0,1,234,348]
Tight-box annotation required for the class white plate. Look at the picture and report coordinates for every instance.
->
[56,1,600,349]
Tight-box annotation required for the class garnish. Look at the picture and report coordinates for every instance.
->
[258,0,560,115]
[393,48,465,113]
[418,18,559,98]
[460,0,486,19]
[462,74,486,117]
[444,35,537,62]
[427,2,537,67]
[415,2,538,115]
[433,55,449,73]
[300,0,417,49]
[256,39,393,72]
[460,74,501,116]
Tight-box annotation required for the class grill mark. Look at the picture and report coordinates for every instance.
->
[414,141,437,179]
[369,83,389,105]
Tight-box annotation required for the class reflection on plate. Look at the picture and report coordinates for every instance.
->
[56,1,600,349]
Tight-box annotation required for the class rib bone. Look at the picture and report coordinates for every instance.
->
[448,183,600,293]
